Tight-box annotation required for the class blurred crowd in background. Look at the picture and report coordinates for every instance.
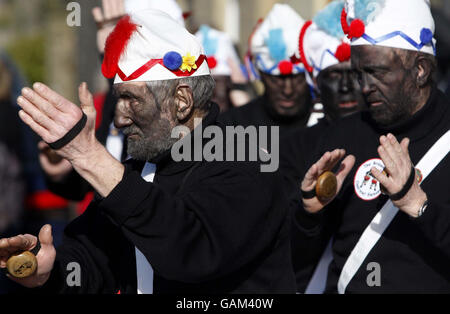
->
[1,0,450,293]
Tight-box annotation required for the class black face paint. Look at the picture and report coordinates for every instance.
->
[260,71,313,121]
[317,61,364,121]
[351,46,422,127]
[114,82,178,162]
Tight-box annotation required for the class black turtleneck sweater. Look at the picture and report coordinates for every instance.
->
[39,103,296,294]
[294,87,450,293]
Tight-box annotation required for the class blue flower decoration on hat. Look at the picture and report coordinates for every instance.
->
[163,51,183,71]
[420,28,433,45]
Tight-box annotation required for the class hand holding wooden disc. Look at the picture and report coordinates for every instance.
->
[6,251,37,278]
[315,171,338,202]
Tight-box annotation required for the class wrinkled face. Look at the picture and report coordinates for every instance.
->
[317,61,364,120]
[211,75,232,113]
[260,71,312,119]
[113,82,177,162]
[351,45,419,126]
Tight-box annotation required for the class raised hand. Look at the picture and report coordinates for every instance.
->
[17,82,98,164]
[370,134,428,218]
[301,149,355,214]
[0,225,56,288]
[92,0,126,53]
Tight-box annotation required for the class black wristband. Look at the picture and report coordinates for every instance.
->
[301,188,316,200]
[48,113,87,150]
[390,166,416,201]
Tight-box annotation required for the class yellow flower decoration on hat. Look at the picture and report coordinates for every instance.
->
[181,52,198,72]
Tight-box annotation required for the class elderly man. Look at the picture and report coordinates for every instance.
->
[280,0,364,293]
[294,0,450,293]
[0,10,295,294]
[220,4,314,142]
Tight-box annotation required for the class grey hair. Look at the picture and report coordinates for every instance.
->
[146,75,216,111]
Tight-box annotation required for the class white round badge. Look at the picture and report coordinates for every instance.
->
[353,158,385,201]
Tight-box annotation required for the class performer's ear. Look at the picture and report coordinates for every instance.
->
[174,84,194,122]
[415,54,434,88]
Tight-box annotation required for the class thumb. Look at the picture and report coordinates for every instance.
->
[401,137,410,154]
[36,224,56,276]
[78,82,95,114]
[38,224,54,250]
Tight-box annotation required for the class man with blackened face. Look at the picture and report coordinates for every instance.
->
[4,10,296,294]
[352,45,436,126]
[281,0,364,293]
[220,4,314,147]
[316,60,364,121]
[292,0,450,293]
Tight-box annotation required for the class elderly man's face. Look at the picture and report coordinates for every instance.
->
[260,72,312,119]
[352,45,420,126]
[114,82,177,162]
[317,61,364,121]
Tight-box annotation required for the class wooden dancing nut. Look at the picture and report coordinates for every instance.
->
[6,251,37,278]
[315,171,338,202]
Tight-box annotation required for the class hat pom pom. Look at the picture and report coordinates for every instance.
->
[207,56,218,69]
[279,60,293,75]
[163,51,183,71]
[335,43,351,62]
[420,28,433,45]
[348,19,365,39]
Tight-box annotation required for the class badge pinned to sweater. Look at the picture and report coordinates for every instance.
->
[353,158,385,201]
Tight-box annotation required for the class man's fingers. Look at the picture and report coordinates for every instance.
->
[21,87,61,119]
[1,234,37,255]
[103,0,117,19]
[336,155,356,187]
[401,137,410,157]
[315,151,332,175]
[302,163,319,190]
[32,83,78,115]
[92,7,104,23]
[327,149,346,171]
[78,82,95,113]
[117,0,125,16]
[38,225,53,248]
[371,167,392,191]
[18,110,51,141]
[17,96,55,131]
[378,145,396,176]
[387,133,405,162]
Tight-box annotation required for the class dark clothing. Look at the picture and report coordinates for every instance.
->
[41,103,296,294]
[219,96,312,140]
[280,119,333,292]
[294,87,450,293]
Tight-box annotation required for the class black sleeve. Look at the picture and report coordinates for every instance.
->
[45,170,92,201]
[97,163,287,284]
[412,200,450,259]
[37,202,130,294]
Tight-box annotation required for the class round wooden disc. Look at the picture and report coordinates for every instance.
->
[315,171,337,202]
[6,251,37,278]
